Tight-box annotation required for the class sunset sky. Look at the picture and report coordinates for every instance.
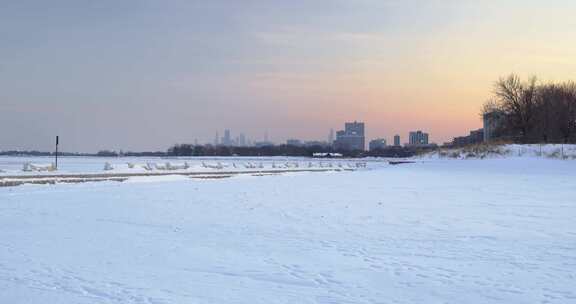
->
[1,0,576,152]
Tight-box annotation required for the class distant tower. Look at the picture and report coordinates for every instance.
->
[394,135,400,146]
[328,128,334,144]
[223,129,232,146]
[214,131,219,145]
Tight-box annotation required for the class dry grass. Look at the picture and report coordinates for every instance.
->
[433,141,576,160]
[435,143,508,159]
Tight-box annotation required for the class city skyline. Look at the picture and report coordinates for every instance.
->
[205,123,432,150]
[2,1,576,152]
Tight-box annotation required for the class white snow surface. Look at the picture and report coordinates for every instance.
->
[1,158,575,303]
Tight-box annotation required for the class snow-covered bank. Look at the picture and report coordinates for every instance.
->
[0,156,373,177]
[425,143,576,160]
[1,158,575,303]
[0,156,371,187]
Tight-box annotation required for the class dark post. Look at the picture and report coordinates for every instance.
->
[55,136,59,170]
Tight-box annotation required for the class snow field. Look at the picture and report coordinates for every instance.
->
[0,158,575,303]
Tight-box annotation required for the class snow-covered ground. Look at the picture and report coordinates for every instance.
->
[1,158,575,303]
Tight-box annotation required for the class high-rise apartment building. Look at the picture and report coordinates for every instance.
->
[333,121,365,151]
[409,131,429,146]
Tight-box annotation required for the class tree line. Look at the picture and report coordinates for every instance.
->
[167,144,359,157]
[1,145,428,158]
[166,144,428,158]
[483,74,576,143]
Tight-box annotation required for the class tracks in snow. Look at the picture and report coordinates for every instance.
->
[0,168,355,188]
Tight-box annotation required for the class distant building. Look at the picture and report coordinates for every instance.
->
[394,135,401,146]
[333,121,365,151]
[453,128,484,147]
[452,136,467,147]
[238,133,247,146]
[408,131,429,146]
[328,129,334,145]
[222,129,233,146]
[483,111,505,142]
[286,139,302,146]
[369,138,387,151]
[470,129,484,144]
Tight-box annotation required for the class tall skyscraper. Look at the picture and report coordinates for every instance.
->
[333,121,366,151]
[222,129,232,146]
[344,121,365,137]
[394,135,401,146]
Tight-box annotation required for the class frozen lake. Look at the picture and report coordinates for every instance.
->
[0,156,380,176]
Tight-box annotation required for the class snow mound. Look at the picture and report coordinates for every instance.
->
[424,144,576,160]
[22,162,57,172]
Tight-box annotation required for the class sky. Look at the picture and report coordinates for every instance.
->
[1,0,576,152]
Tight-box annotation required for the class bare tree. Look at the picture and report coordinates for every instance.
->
[486,74,576,144]
[493,74,538,141]
[480,98,500,116]
[536,83,559,142]
[556,81,576,143]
